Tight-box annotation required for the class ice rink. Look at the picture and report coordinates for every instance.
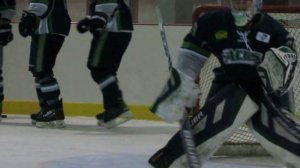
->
[0,115,285,168]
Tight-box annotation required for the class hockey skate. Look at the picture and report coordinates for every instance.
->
[30,110,43,125]
[96,106,133,128]
[35,100,65,128]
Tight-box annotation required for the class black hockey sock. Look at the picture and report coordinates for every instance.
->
[35,81,48,109]
[101,80,125,110]
[36,77,61,110]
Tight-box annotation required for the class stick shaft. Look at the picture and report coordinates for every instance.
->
[155,6,201,167]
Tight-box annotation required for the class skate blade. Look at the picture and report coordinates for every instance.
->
[36,120,66,128]
[0,115,6,123]
[98,112,133,128]
[31,120,37,125]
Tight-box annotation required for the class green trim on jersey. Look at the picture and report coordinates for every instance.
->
[36,35,47,72]
[48,15,54,33]
[181,41,211,57]
[116,11,121,30]
[91,32,109,67]
[30,0,49,5]
[29,0,70,36]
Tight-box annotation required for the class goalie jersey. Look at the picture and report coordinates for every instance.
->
[27,0,71,36]
[0,0,16,20]
[185,9,296,81]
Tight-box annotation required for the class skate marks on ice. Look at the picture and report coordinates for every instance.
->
[43,154,283,168]
[43,154,149,168]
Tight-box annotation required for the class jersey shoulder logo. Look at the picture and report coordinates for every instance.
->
[256,32,271,43]
[215,30,228,40]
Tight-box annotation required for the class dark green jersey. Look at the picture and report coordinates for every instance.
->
[91,0,133,32]
[186,10,294,60]
[183,9,295,80]
[28,0,71,36]
[0,0,16,20]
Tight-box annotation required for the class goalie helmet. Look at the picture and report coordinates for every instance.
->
[226,0,263,27]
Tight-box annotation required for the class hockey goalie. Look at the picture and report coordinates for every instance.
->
[149,0,300,167]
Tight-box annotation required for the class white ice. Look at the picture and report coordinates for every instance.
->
[0,115,284,168]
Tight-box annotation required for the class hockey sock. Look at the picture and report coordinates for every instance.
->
[100,76,125,110]
[36,76,61,109]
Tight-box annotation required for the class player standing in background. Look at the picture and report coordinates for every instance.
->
[149,0,300,167]
[18,0,71,128]
[77,0,134,128]
[0,0,16,122]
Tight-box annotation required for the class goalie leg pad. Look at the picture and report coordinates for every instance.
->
[149,83,259,167]
[247,89,300,168]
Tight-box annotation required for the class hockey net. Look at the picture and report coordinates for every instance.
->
[192,5,300,156]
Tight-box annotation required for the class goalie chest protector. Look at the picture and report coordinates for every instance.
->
[192,10,291,57]
[189,10,293,80]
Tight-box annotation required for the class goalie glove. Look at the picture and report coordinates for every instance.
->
[257,46,297,96]
[150,68,201,123]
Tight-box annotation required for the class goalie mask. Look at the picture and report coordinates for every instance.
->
[225,0,262,27]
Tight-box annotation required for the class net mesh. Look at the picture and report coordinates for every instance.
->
[193,5,300,156]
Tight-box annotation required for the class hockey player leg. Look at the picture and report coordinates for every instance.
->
[149,83,259,168]
[29,35,66,128]
[88,32,133,128]
[93,74,133,128]
[31,78,52,125]
[247,89,300,168]
[34,76,65,128]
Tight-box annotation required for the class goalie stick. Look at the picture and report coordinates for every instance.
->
[155,6,201,168]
